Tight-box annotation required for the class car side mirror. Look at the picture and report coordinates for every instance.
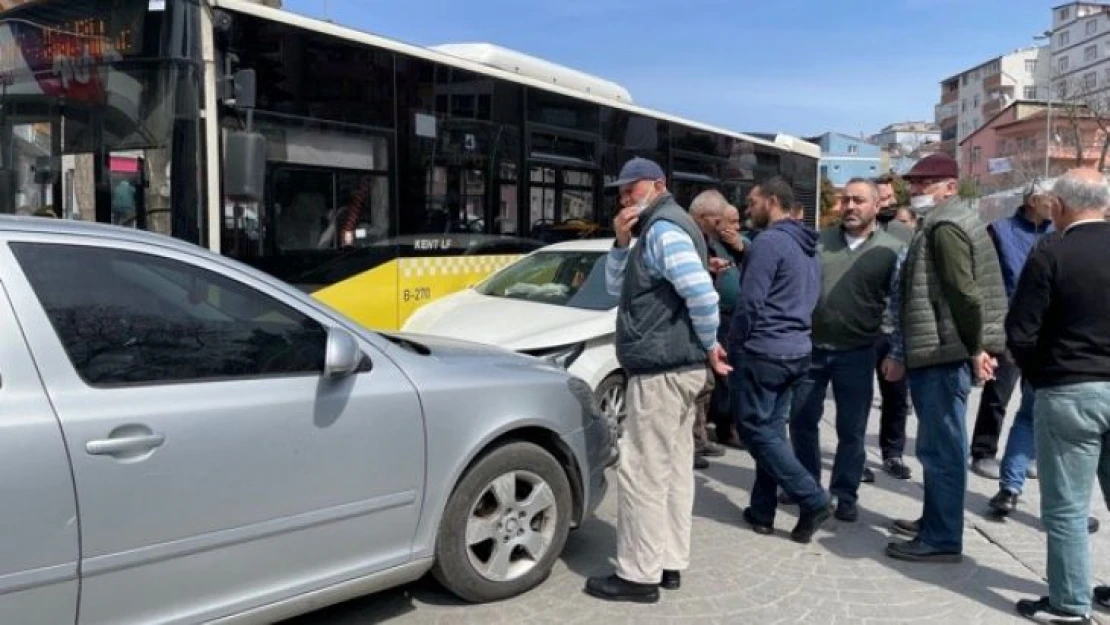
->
[324,327,364,378]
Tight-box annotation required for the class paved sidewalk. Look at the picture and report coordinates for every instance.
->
[288,387,1110,625]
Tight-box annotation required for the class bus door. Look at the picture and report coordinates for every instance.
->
[525,128,600,242]
[0,0,205,242]
[417,119,521,237]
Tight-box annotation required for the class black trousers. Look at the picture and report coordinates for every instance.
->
[709,311,734,436]
[875,336,910,460]
[969,353,1021,460]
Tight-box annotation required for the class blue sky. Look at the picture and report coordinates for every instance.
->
[283,0,1053,139]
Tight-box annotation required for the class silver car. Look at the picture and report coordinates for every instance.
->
[0,216,615,624]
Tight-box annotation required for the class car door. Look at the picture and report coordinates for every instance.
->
[0,280,80,625]
[0,234,426,625]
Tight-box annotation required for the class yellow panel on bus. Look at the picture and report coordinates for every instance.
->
[312,260,400,330]
[311,254,523,331]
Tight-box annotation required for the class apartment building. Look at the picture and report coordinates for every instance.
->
[935,46,1051,162]
[1050,2,1110,97]
[806,132,882,188]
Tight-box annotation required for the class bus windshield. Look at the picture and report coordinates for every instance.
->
[0,0,204,240]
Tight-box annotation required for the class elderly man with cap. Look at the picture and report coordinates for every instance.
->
[880,152,1008,563]
[970,180,1054,484]
[585,157,729,603]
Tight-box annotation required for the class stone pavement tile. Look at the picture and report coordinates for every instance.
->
[288,386,1071,624]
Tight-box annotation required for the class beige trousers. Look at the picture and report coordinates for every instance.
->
[615,367,710,584]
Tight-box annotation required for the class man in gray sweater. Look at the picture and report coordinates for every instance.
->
[789,177,904,522]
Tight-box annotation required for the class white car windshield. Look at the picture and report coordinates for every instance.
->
[476,251,618,311]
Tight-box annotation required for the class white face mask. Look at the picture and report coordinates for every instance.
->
[635,188,657,214]
[910,194,936,214]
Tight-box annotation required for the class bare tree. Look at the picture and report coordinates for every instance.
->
[1051,71,1110,171]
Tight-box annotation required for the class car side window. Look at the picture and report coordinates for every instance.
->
[10,242,327,387]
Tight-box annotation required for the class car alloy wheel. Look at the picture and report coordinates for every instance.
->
[465,470,558,582]
[432,441,572,603]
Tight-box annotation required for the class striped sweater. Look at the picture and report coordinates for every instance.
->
[605,221,720,350]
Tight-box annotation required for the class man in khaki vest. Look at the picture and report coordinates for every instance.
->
[880,153,1008,563]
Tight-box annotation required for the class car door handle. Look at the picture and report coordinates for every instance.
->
[86,433,165,456]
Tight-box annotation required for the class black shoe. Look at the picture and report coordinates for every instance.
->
[696,442,726,458]
[885,538,962,563]
[742,507,774,535]
[1015,596,1091,623]
[882,457,912,480]
[860,466,875,483]
[989,488,1019,515]
[834,499,859,522]
[694,454,710,470]
[1090,516,1101,534]
[791,504,831,543]
[660,570,680,590]
[890,518,921,538]
[584,574,660,603]
[1093,585,1110,609]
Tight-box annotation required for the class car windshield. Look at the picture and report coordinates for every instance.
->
[476,251,617,310]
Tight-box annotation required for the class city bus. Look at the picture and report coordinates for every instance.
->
[0,0,821,330]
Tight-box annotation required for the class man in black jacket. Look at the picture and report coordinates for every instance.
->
[1008,168,1110,623]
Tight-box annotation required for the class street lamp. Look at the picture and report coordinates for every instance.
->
[1034,30,1054,178]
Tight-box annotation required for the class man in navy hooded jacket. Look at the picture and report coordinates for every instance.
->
[730,175,830,543]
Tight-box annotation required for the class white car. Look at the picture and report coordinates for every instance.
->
[403,238,625,423]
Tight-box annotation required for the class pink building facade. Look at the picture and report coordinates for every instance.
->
[960,100,1109,192]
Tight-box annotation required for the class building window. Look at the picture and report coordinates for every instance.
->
[1087,44,1098,62]
[1089,19,1098,36]
[1026,59,1038,73]
[1085,71,1097,91]
[1060,56,1070,73]
[961,99,968,112]
[1059,30,1071,47]
[962,74,968,86]
[973,94,980,107]
[1060,7,1070,21]
[1105,67,1110,84]
[1024,85,1039,99]
[847,145,858,155]
[971,146,981,163]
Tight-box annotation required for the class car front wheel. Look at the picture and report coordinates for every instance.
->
[595,372,627,425]
[432,441,572,603]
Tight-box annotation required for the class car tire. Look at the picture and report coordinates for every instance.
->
[594,372,627,425]
[432,441,573,603]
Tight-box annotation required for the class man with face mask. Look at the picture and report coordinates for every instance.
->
[875,175,914,245]
[872,175,915,482]
[586,157,729,603]
[880,152,1008,563]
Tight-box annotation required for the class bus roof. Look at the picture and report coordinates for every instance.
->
[211,0,820,160]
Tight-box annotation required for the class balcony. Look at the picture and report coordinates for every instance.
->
[935,101,959,120]
[982,99,1002,116]
[941,90,959,104]
[983,73,1002,89]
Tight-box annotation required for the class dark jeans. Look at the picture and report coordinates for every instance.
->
[790,346,876,505]
[731,350,828,524]
[909,362,972,553]
[970,353,1020,460]
[709,312,733,435]
[875,335,910,460]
